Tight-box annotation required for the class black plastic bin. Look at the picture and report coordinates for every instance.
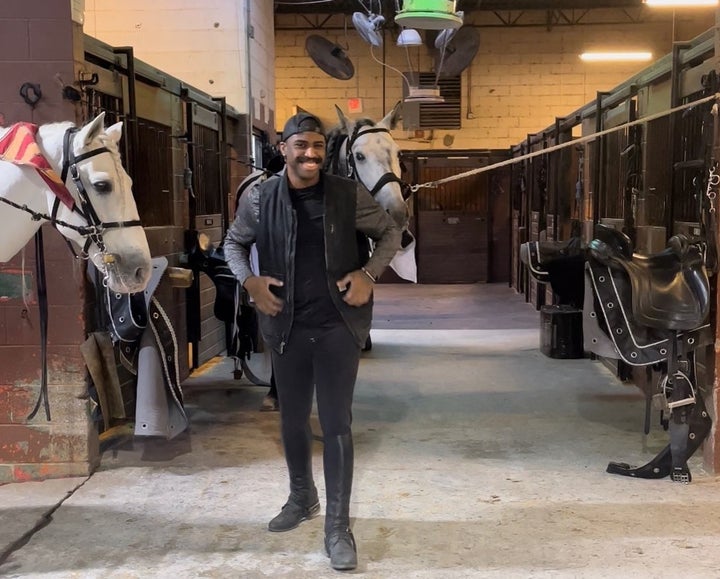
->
[540,305,583,359]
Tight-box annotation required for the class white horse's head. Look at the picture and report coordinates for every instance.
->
[45,113,151,293]
[333,102,409,229]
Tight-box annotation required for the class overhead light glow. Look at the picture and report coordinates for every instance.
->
[579,51,654,62]
[644,0,718,6]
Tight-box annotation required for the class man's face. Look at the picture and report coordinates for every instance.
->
[280,131,326,186]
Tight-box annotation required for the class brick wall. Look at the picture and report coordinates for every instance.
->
[274,9,714,149]
[0,1,97,483]
[0,229,98,483]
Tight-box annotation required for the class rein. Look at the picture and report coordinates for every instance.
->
[1,124,144,421]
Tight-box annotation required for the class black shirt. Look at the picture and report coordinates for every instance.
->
[290,181,343,328]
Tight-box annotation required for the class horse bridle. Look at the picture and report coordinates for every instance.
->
[54,127,143,260]
[339,120,412,201]
[8,126,145,422]
[0,126,143,263]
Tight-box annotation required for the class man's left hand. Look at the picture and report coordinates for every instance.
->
[336,270,374,306]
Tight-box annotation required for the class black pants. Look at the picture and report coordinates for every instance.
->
[271,323,360,440]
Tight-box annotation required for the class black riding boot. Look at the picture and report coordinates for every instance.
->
[268,423,320,532]
[323,433,357,570]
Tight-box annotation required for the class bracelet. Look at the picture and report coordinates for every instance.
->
[361,267,377,283]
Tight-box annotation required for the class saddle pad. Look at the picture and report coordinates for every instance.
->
[585,261,712,365]
[520,241,551,283]
[0,122,74,208]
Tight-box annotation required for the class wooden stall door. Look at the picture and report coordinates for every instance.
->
[187,105,226,368]
[415,157,489,283]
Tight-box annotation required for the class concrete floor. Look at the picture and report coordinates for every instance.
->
[3,283,720,578]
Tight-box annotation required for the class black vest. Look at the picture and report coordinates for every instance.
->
[255,173,372,352]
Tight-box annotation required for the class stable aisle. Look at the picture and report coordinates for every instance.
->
[2,284,720,578]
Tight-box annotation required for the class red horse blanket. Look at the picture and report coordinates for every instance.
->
[0,122,74,208]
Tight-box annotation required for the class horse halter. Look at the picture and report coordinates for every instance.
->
[55,127,142,260]
[344,120,411,200]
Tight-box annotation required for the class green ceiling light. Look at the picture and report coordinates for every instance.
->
[394,0,463,31]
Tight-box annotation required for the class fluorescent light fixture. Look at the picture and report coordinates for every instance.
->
[644,0,717,6]
[580,51,653,62]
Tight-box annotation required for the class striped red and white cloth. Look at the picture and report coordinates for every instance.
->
[0,122,74,208]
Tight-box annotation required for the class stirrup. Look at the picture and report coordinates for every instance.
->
[661,371,696,410]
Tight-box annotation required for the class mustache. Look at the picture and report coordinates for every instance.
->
[296,156,323,164]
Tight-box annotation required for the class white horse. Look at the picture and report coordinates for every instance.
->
[326,103,417,283]
[326,102,410,230]
[0,112,151,294]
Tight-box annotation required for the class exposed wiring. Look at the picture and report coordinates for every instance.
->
[355,0,370,14]
[403,42,416,87]
[435,38,449,86]
[341,14,351,49]
[370,45,412,92]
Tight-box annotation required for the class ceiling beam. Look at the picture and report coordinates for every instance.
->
[273,0,645,15]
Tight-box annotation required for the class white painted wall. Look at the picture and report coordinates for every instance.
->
[274,8,714,150]
[83,0,275,127]
[81,3,712,149]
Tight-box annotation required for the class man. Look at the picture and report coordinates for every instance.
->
[223,112,401,571]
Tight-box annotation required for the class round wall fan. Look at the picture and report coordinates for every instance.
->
[352,11,385,47]
[434,26,480,77]
[305,35,355,81]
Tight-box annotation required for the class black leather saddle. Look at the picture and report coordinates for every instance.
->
[588,225,710,331]
[520,237,585,282]
[520,237,586,308]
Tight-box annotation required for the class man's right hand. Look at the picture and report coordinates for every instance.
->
[243,275,284,316]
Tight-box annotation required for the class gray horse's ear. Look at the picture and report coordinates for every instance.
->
[335,104,353,134]
[378,101,402,130]
[105,121,123,144]
[76,112,106,147]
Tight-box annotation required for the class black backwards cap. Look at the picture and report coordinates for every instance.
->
[281,112,324,141]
